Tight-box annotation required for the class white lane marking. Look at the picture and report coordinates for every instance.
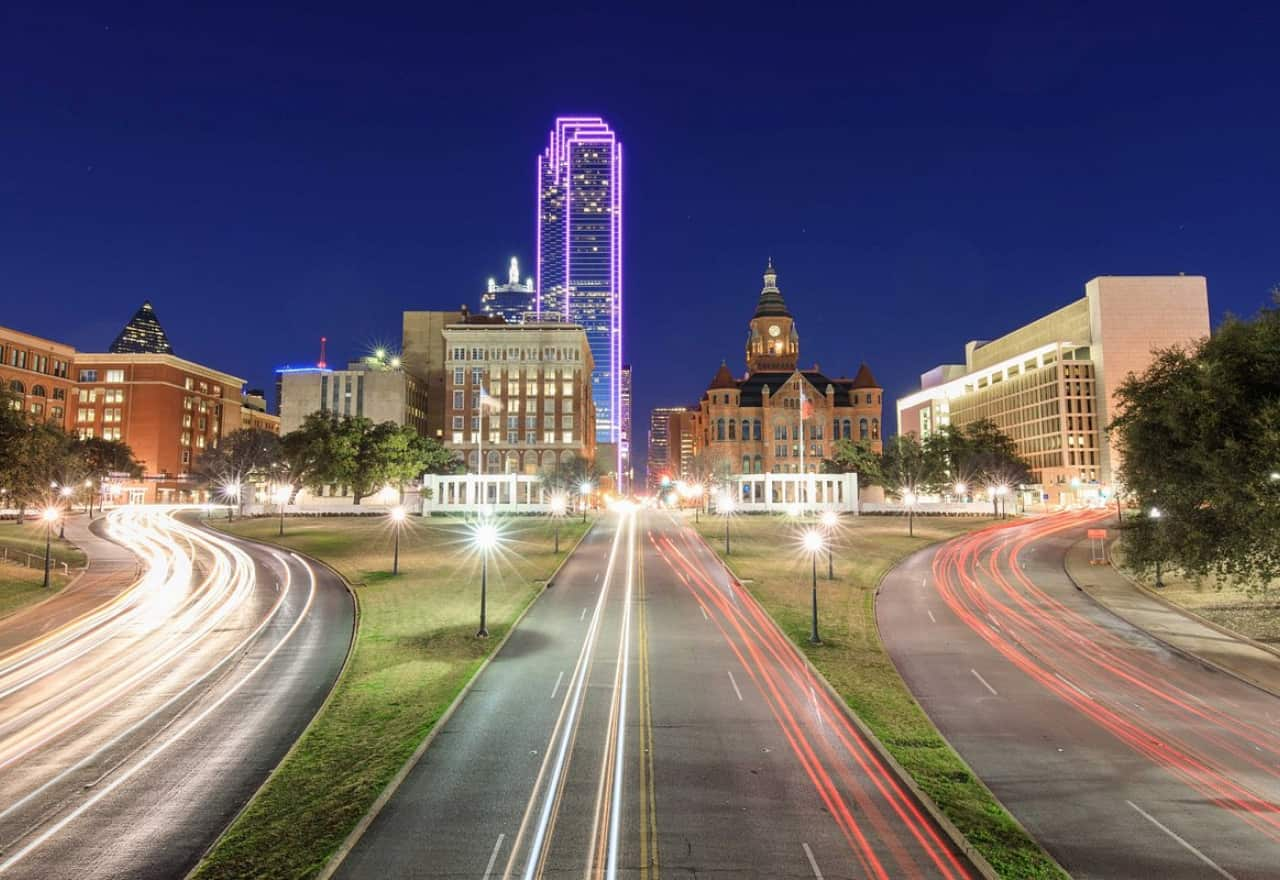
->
[927,610,937,623]
[550,671,564,701]
[0,554,319,874]
[921,576,926,587]
[802,842,825,880]
[987,612,1000,629]
[971,668,999,696]
[1055,672,1091,700]
[595,572,601,583]
[809,686,822,725]
[1126,801,1238,880]
[727,670,744,701]
[580,607,588,621]
[700,605,709,621]
[482,833,505,880]
[605,514,638,878]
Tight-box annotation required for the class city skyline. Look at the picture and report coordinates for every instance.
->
[4,5,1279,486]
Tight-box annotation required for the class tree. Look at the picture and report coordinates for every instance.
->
[928,420,1031,514]
[382,427,458,499]
[73,437,143,515]
[541,453,600,492]
[1110,295,1280,588]
[825,438,881,484]
[875,433,947,498]
[280,412,352,497]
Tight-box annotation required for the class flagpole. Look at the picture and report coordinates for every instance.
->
[799,386,805,510]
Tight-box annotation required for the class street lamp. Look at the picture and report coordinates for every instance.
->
[820,509,838,579]
[41,506,59,588]
[223,481,241,521]
[389,506,406,574]
[473,520,500,637]
[691,482,703,523]
[273,485,291,537]
[58,486,72,538]
[954,481,967,501]
[579,481,593,523]
[803,529,825,644]
[720,493,735,554]
[1149,507,1165,587]
[83,478,94,518]
[903,489,917,537]
[549,492,567,553]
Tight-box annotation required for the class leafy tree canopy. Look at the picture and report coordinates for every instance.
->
[1111,295,1280,587]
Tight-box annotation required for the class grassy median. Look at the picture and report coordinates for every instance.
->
[0,520,86,619]
[693,513,1066,880]
[193,513,590,880]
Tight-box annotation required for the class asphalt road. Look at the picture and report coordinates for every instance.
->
[334,508,975,880]
[878,510,1280,880]
[0,506,354,880]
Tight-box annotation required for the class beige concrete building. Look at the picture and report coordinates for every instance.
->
[897,275,1210,504]
[401,308,464,442]
[442,321,596,474]
[277,358,428,435]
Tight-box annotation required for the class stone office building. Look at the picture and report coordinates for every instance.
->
[697,261,883,477]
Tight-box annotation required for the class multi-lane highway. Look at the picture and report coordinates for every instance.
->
[0,506,353,880]
[333,507,976,879]
[879,511,1280,879]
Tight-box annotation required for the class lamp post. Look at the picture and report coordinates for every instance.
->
[274,485,291,537]
[1150,507,1165,587]
[954,481,967,502]
[389,506,406,574]
[903,489,916,537]
[692,483,703,523]
[820,510,838,579]
[224,481,241,521]
[84,478,94,518]
[473,520,499,637]
[549,492,567,553]
[995,484,1009,520]
[58,486,72,538]
[42,506,59,588]
[579,481,592,523]
[803,529,825,644]
[720,494,734,554]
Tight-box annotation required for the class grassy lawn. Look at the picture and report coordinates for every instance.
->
[0,520,86,619]
[1113,546,1280,645]
[192,512,590,880]
[693,512,1066,880]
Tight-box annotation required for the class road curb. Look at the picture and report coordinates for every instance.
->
[684,521,1011,880]
[1064,536,1280,701]
[184,520,361,880]
[316,517,598,880]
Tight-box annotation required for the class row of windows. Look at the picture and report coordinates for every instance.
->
[713,417,879,442]
[449,346,583,363]
[1,346,70,378]
[7,380,68,400]
[451,392,575,413]
[75,426,121,441]
[708,390,883,406]
[451,430,576,445]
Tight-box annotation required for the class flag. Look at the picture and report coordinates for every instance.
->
[800,388,813,421]
[479,387,501,413]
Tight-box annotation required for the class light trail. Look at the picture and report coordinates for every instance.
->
[0,505,311,874]
[928,513,1280,849]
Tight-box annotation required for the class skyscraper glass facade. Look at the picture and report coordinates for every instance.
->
[537,116,622,466]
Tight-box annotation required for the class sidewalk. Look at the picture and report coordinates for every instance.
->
[0,513,141,653]
[1065,537,1280,699]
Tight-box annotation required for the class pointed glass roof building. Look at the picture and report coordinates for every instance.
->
[109,301,174,354]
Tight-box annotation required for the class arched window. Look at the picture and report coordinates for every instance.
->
[9,380,24,395]
[31,384,46,397]
[742,455,751,473]
[717,418,726,441]
[728,419,736,440]
[859,418,869,440]
[741,420,750,440]
[541,450,557,471]
[486,450,500,472]
[871,418,880,440]
[468,451,479,472]
[753,419,761,441]
[559,450,574,466]
[753,455,763,473]
[842,419,852,439]
[505,451,519,473]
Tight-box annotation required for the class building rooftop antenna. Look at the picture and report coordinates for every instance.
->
[318,336,327,369]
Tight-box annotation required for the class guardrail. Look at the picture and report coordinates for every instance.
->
[0,546,72,576]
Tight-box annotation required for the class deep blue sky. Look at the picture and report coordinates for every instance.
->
[4,3,1278,477]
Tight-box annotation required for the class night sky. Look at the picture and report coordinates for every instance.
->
[5,3,1279,479]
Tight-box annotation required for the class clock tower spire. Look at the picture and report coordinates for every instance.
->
[745,259,799,372]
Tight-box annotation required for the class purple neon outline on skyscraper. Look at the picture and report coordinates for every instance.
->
[536,115,622,464]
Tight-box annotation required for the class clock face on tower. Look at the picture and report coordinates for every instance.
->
[768,324,781,338]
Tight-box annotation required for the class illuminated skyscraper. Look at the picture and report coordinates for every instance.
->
[619,364,632,492]
[537,116,623,469]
